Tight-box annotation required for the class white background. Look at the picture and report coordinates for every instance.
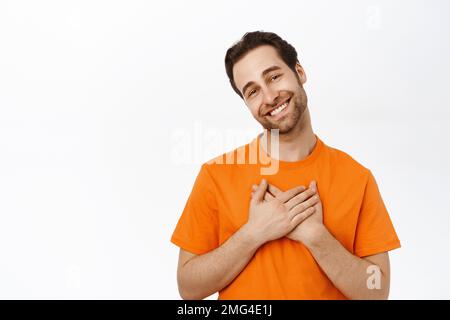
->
[1,0,449,299]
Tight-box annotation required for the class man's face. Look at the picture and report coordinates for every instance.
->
[233,45,308,134]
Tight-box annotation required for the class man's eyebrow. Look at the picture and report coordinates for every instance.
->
[241,65,282,96]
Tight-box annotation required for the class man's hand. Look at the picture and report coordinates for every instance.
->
[243,179,317,246]
[252,180,325,245]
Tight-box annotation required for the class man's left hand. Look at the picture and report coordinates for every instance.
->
[252,180,325,245]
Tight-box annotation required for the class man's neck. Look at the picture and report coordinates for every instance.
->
[260,108,317,162]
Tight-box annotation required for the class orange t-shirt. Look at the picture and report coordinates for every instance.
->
[171,133,401,299]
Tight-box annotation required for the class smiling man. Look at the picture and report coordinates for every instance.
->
[171,31,401,299]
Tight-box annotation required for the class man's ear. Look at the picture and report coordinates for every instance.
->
[295,62,307,85]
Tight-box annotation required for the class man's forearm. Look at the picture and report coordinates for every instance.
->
[178,224,262,300]
[302,226,389,300]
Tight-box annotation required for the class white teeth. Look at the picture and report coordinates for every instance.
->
[270,100,288,116]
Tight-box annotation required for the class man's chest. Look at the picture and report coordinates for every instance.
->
[214,168,365,252]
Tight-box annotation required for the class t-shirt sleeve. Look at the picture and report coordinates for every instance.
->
[353,170,401,257]
[170,163,220,255]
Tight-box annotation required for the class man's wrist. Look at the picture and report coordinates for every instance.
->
[301,224,329,250]
[239,223,266,250]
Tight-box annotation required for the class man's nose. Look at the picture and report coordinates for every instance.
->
[261,86,278,106]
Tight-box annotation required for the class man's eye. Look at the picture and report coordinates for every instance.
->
[248,89,257,97]
[271,74,281,81]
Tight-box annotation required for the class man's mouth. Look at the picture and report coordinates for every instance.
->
[265,97,291,117]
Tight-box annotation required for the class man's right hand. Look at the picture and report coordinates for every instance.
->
[242,179,318,246]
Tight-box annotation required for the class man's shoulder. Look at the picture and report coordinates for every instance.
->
[199,139,256,176]
[322,141,371,178]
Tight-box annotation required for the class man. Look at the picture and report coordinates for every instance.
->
[171,31,401,299]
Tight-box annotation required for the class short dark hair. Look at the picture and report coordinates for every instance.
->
[225,31,299,99]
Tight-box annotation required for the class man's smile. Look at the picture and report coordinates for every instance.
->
[265,97,291,119]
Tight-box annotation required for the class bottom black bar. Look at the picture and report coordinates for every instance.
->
[0,300,448,319]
